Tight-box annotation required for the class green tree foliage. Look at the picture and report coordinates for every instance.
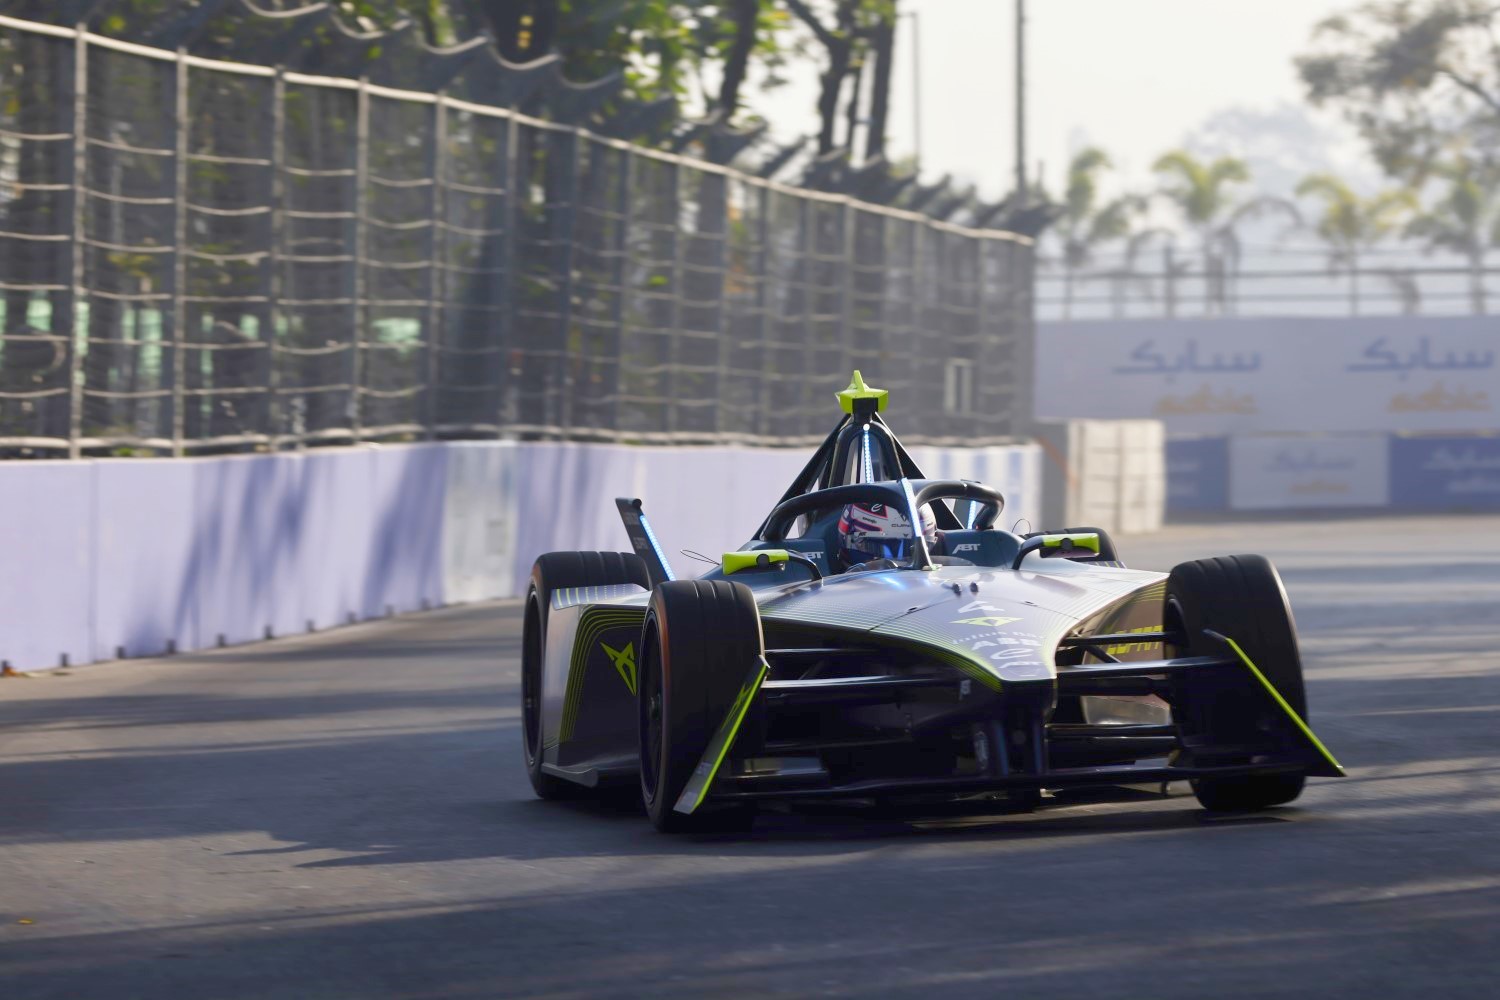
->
[1153,150,1300,314]
[1295,173,1416,312]
[1152,151,1250,228]
[1297,0,1500,183]
[89,2,824,135]
[1048,148,1142,318]
[784,0,898,156]
[470,1,793,117]
[1296,173,1414,264]
[325,1,467,45]
[270,2,789,118]
[1405,157,1500,311]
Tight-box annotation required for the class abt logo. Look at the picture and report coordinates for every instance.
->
[952,543,982,553]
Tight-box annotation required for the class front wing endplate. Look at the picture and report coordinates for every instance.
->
[673,656,770,814]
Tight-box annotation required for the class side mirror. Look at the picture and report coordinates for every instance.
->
[1011,532,1101,570]
[723,549,788,574]
[723,549,823,581]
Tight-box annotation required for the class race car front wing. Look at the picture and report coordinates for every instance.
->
[674,630,1344,815]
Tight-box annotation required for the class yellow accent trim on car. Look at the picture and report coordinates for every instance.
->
[559,608,645,742]
[836,370,889,413]
[676,656,771,814]
[1208,630,1346,776]
[1105,624,1166,656]
[722,549,789,575]
[1040,532,1100,554]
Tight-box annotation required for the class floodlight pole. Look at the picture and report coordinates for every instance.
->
[911,10,922,172]
[1015,0,1027,199]
[900,10,923,173]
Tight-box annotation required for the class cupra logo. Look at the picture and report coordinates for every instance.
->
[602,641,637,694]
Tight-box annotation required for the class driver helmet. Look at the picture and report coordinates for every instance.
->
[837,502,935,565]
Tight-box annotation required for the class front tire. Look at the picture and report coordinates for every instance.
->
[1166,554,1307,811]
[639,580,762,833]
[522,551,649,800]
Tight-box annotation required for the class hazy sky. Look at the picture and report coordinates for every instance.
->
[756,0,1365,199]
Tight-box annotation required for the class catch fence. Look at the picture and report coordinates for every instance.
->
[0,9,1034,457]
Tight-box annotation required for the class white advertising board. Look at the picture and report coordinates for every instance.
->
[1037,316,1500,435]
[1229,435,1390,510]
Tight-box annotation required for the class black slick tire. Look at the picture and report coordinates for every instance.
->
[1165,554,1307,811]
[638,580,762,833]
[522,551,650,800]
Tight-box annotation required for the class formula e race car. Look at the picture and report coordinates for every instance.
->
[520,373,1343,832]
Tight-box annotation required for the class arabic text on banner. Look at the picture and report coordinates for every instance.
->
[1036,316,1500,436]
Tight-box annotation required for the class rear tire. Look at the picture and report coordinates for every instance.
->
[1166,554,1307,811]
[522,551,649,800]
[639,580,762,833]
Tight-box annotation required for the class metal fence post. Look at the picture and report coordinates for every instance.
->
[556,129,580,436]
[350,78,369,442]
[66,22,88,459]
[709,173,730,436]
[1163,243,1176,320]
[754,184,772,440]
[426,96,446,439]
[170,47,189,457]
[839,200,855,407]
[666,161,683,438]
[608,145,631,437]
[267,69,284,447]
[496,111,519,435]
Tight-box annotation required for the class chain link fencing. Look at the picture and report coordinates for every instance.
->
[0,10,1034,456]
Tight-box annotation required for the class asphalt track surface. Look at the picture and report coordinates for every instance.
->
[3,516,1500,998]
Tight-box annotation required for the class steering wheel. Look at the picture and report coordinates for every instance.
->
[758,479,1007,544]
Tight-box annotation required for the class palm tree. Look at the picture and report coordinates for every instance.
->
[1405,159,1500,315]
[1052,148,1142,319]
[1295,173,1415,315]
[1152,150,1299,315]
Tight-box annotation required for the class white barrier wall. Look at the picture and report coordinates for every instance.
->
[1,440,1041,672]
[1033,420,1166,535]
